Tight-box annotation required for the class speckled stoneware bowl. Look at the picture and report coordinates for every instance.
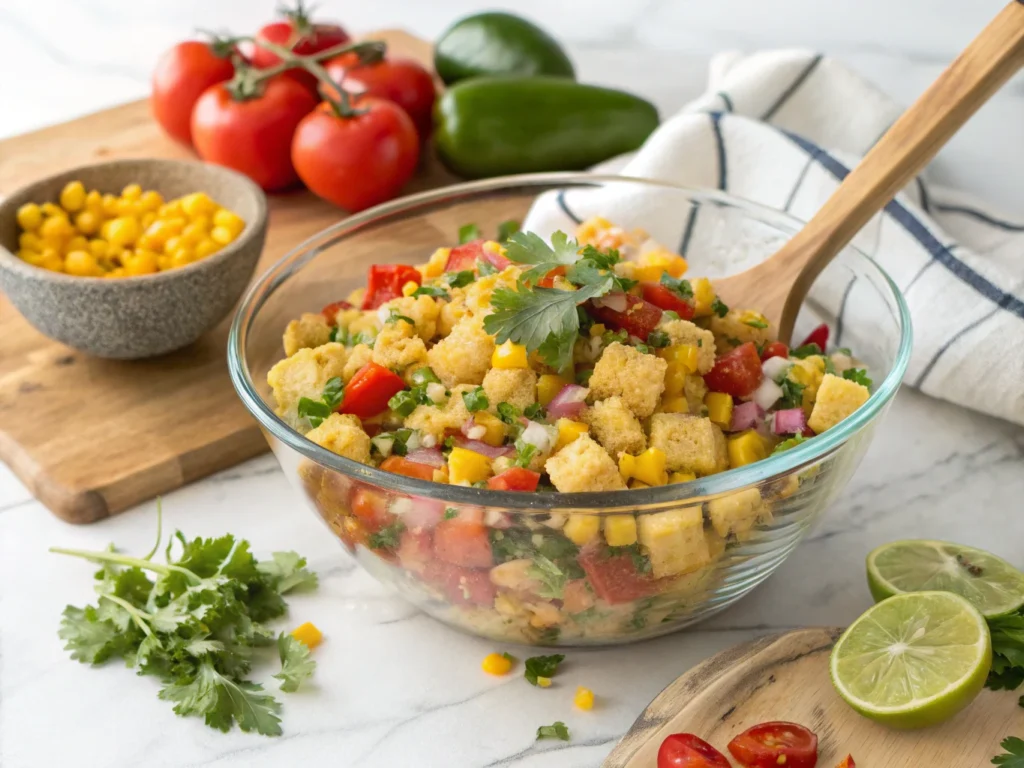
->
[0,159,267,359]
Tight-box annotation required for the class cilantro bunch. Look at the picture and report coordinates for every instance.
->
[53,507,318,736]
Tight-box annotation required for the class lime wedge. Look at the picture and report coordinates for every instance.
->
[830,591,992,729]
[867,540,1024,618]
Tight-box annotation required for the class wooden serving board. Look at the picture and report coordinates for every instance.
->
[603,627,1024,767]
[0,30,458,524]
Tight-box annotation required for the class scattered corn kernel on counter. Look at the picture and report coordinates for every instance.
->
[268,218,873,643]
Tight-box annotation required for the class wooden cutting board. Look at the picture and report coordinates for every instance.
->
[603,627,1024,767]
[0,30,458,524]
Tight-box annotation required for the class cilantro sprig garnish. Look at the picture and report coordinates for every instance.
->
[843,368,873,388]
[536,721,571,741]
[462,386,489,412]
[412,284,449,300]
[504,230,583,285]
[524,653,565,686]
[458,223,481,244]
[993,737,1024,766]
[52,503,318,736]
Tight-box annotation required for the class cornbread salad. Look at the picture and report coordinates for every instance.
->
[273,217,872,641]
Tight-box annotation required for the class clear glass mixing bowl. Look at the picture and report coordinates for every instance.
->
[228,174,912,646]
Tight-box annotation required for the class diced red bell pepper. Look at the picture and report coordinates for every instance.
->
[340,362,407,419]
[836,757,855,768]
[361,264,422,309]
[760,341,789,361]
[397,528,433,574]
[349,487,393,533]
[486,467,541,491]
[587,293,663,341]
[480,245,511,271]
[380,456,437,482]
[321,300,353,322]
[798,323,829,353]
[703,342,764,398]
[444,240,485,272]
[640,282,696,320]
[537,265,567,288]
[578,544,668,604]
[422,561,496,606]
[432,517,493,569]
[801,425,816,437]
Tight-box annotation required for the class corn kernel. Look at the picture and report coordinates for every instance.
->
[538,374,572,406]
[401,280,419,297]
[472,411,507,447]
[536,676,552,688]
[664,363,687,397]
[139,190,164,211]
[481,652,513,676]
[18,232,41,251]
[564,514,601,546]
[125,249,159,276]
[727,430,769,469]
[661,395,688,413]
[575,216,614,246]
[180,221,207,245]
[17,249,41,264]
[163,235,183,255]
[39,214,72,242]
[73,210,100,236]
[659,344,699,374]
[58,180,86,212]
[180,191,216,217]
[84,189,103,213]
[448,447,492,485]
[158,200,183,218]
[421,247,450,279]
[194,238,219,260]
[738,309,770,330]
[291,621,323,649]
[589,323,606,338]
[88,239,109,259]
[65,250,101,277]
[604,515,638,547]
[40,202,63,218]
[638,247,687,278]
[619,447,669,486]
[121,183,142,201]
[704,392,734,429]
[157,254,172,271]
[492,340,529,369]
[574,686,595,710]
[140,211,157,229]
[555,418,589,451]
[169,248,194,270]
[691,277,716,317]
[38,250,64,272]
[115,198,139,217]
[107,216,140,248]
[16,203,43,231]
[65,235,89,254]
[213,208,245,237]
[99,194,118,217]
[670,471,697,483]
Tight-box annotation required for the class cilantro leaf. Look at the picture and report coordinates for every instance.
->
[993,737,1024,766]
[744,316,769,329]
[386,309,415,325]
[297,397,331,428]
[477,259,498,276]
[647,329,671,348]
[576,368,593,385]
[711,296,729,317]
[772,434,808,454]
[512,441,537,469]
[59,605,122,664]
[412,285,449,300]
[462,386,489,412]
[497,219,521,242]
[536,721,571,741]
[660,273,693,299]
[388,389,421,417]
[524,403,546,420]
[496,402,521,425]
[790,343,823,358]
[159,659,283,736]
[778,378,806,410]
[525,654,566,686]
[528,555,569,599]
[321,377,344,410]
[443,507,459,520]
[274,633,317,693]
[458,223,481,244]
[368,521,405,551]
[444,270,476,288]
[842,368,873,388]
[257,551,318,594]
[537,328,579,372]
[505,230,582,285]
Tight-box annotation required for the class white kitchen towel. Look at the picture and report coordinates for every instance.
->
[525,50,1024,427]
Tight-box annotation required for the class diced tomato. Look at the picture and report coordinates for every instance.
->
[836,756,855,768]
[444,239,485,272]
[537,265,567,288]
[578,544,667,604]
[361,264,422,309]
[397,528,433,574]
[321,299,353,321]
[487,468,541,492]
[340,362,407,419]
[587,293,663,341]
[433,518,493,569]
[422,561,496,606]
[760,340,789,361]
[798,323,829,352]
[380,456,436,482]
[658,734,731,768]
[349,487,393,532]
[480,245,511,271]
[703,342,764,398]
[640,283,696,320]
[727,722,818,768]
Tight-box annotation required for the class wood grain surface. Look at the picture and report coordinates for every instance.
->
[0,30,459,523]
[602,627,1024,767]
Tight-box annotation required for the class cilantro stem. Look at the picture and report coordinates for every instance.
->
[142,498,163,562]
[100,594,155,638]
[48,547,202,585]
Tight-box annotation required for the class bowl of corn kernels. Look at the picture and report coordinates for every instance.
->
[0,158,267,359]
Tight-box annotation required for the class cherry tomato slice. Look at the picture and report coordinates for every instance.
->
[760,341,789,361]
[727,721,818,768]
[703,342,764,398]
[798,323,829,353]
[340,362,407,419]
[361,264,422,309]
[487,467,541,491]
[444,240,485,272]
[432,518,493,569]
[587,293,663,341]
[658,733,731,768]
[640,282,696,320]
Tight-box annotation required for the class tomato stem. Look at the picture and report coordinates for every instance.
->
[251,38,368,117]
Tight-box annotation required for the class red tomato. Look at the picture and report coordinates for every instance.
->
[191,76,317,190]
[587,294,664,340]
[396,528,433,574]
[361,264,422,309]
[836,756,855,768]
[640,283,696,320]
[658,734,731,768]
[703,342,764,398]
[340,362,407,419]
[760,341,789,361]
[487,468,541,491]
[349,487,392,532]
[433,518,493,569]
[578,544,667,604]
[324,54,437,141]
[151,41,235,145]
[727,722,818,768]
[380,456,436,482]
[798,323,829,353]
[423,561,496,606]
[291,97,419,212]
[321,300,352,321]
[538,265,568,288]
[444,240,485,272]
[248,3,350,89]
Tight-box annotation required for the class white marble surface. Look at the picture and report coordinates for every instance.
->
[2,2,1024,766]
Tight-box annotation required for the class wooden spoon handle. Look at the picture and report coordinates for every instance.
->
[773,0,1024,338]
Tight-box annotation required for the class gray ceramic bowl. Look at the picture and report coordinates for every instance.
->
[0,158,267,359]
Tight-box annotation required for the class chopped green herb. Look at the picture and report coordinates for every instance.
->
[525,654,565,686]
[410,367,441,386]
[823,356,837,375]
[725,337,743,347]
[661,310,680,321]
[536,721,570,741]
[477,259,498,276]
[986,612,1024,691]
[367,521,405,551]
[442,435,457,451]
[321,377,343,410]
[635,343,652,354]
[501,651,517,664]
[608,543,652,574]
[660,273,693,299]
[496,219,521,242]
[331,326,376,347]
[529,555,569,599]
[647,329,671,348]
[273,633,316,693]
[778,378,806,410]
[842,368,873,388]
[576,368,594,386]
[602,327,629,346]
[412,285,449,299]
[390,428,415,457]
[512,441,537,469]
[524,403,547,420]
[386,309,415,325]
[462,386,489,412]
[296,397,331,428]
[790,343,823,358]
[834,346,852,356]
[711,296,729,317]
[444,270,475,288]
[993,737,1024,766]
[458,223,481,244]
[443,508,459,520]
[743,317,769,329]
[496,402,522,425]
[388,389,420,418]
[772,434,808,454]
[505,230,584,285]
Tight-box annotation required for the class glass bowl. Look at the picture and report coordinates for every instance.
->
[228,174,912,647]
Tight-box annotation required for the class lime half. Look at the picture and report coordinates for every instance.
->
[830,591,992,729]
[867,540,1024,618]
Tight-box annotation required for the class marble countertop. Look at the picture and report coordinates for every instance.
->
[2,1,1023,766]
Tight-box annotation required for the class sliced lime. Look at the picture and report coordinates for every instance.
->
[867,540,1024,618]
[830,591,991,729]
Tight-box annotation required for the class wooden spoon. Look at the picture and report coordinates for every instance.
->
[712,0,1024,343]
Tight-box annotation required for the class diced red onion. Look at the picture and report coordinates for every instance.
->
[592,292,628,313]
[751,377,784,410]
[762,356,793,382]
[546,384,589,420]
[453,437,514,459]
[730,401,765,432]
[772,408,807,435]
[405,447,445,468]
[399,496,446,530]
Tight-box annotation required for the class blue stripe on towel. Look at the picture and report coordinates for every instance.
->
[710,112,727,190]
[679,203,701,255]
[762,55,823,121]
[933,203,1024,232]
[556,190,582,224]
[718,92,734,112]
[913,305,1002,387]
[834,276,858,348]
[915,177,932,214]
[781,128,1024,320]
[784,157,815,213]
